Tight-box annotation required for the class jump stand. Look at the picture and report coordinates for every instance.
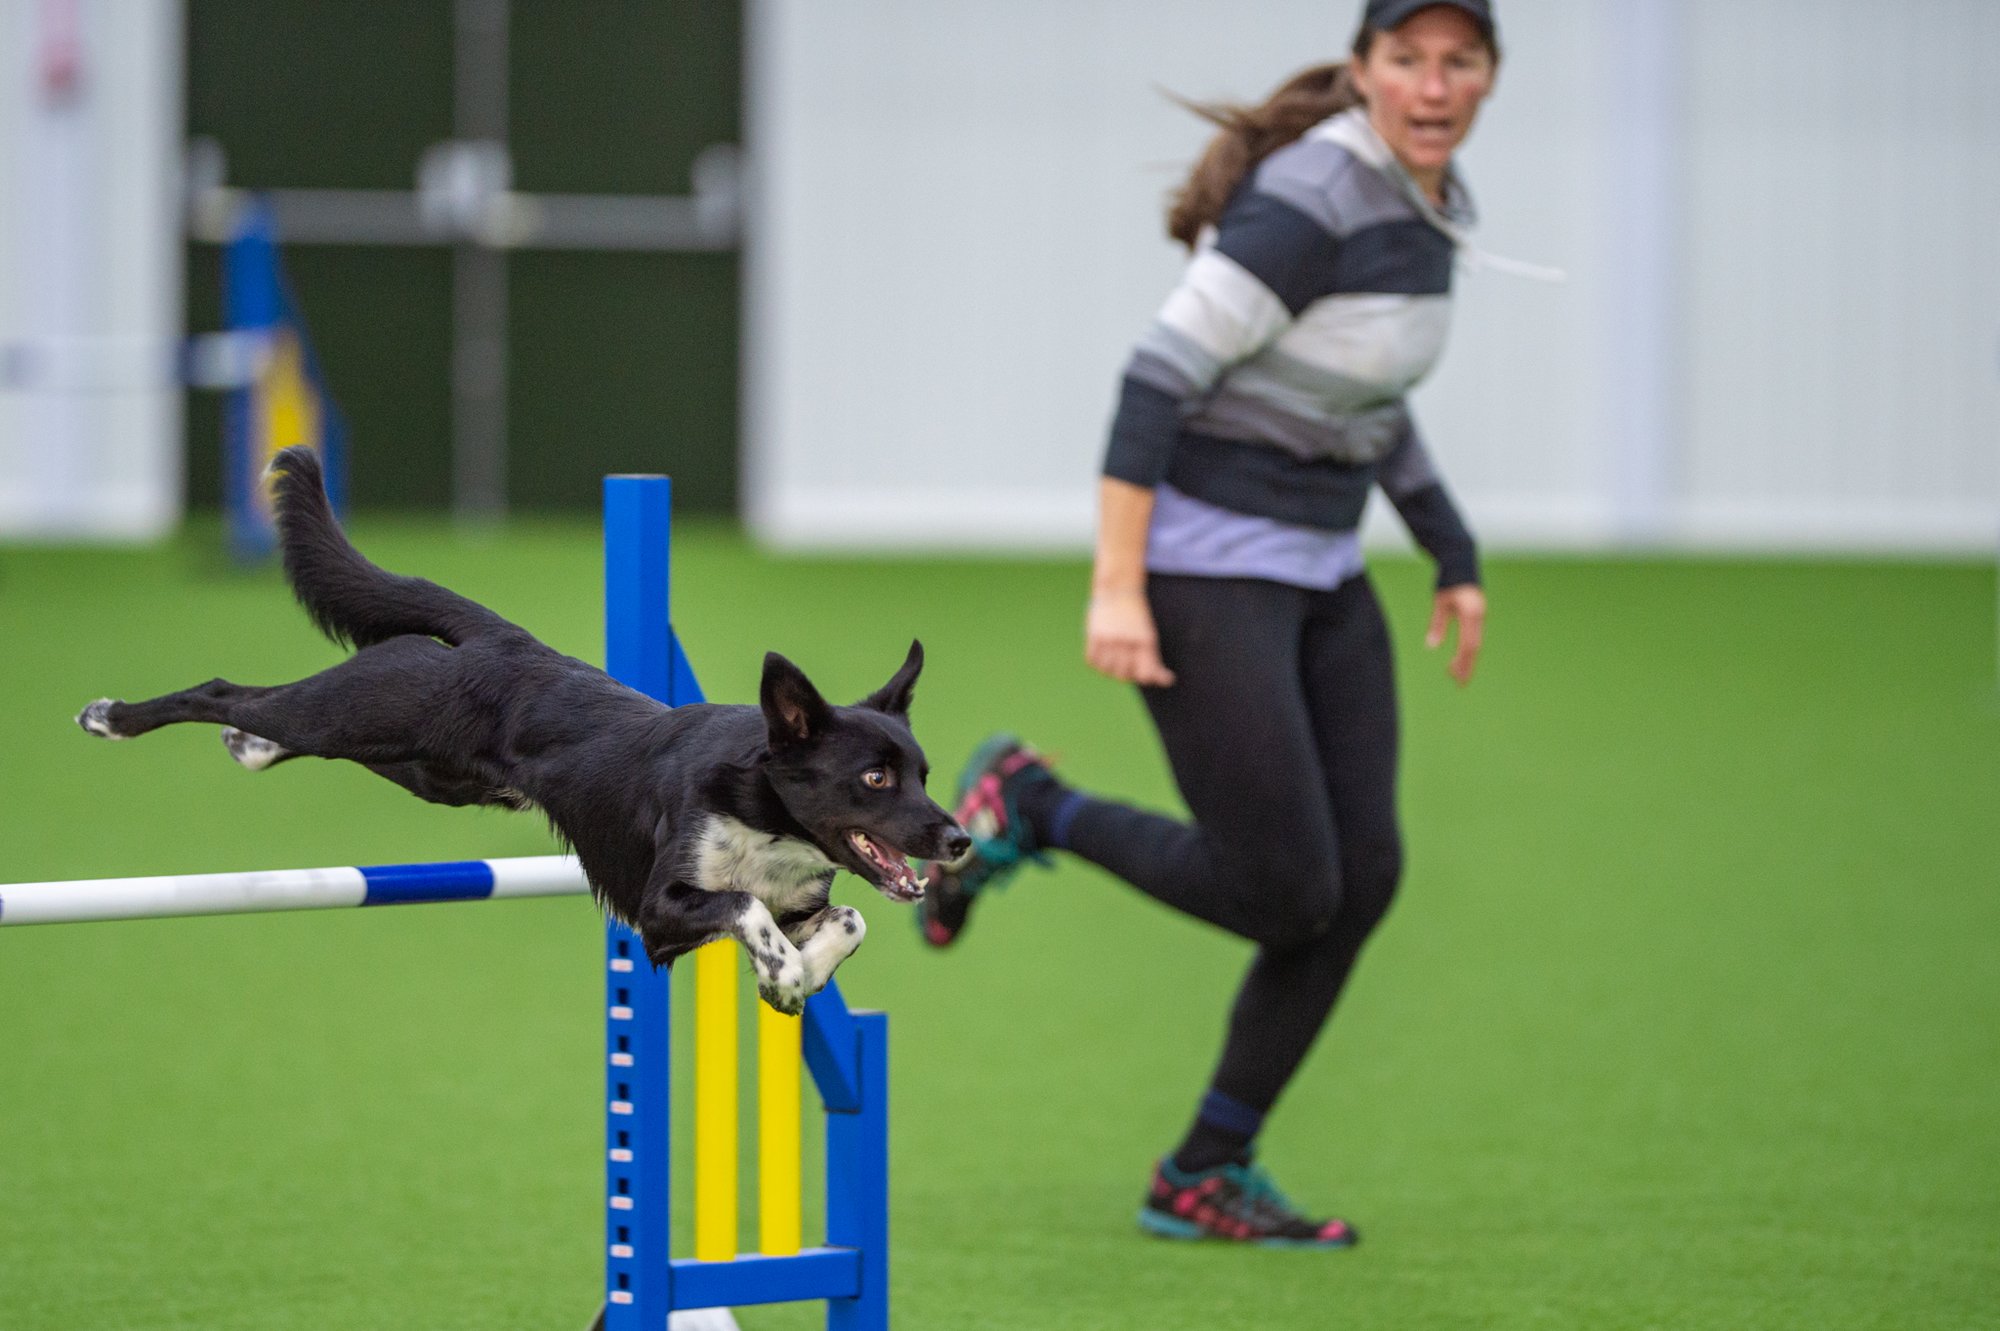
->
[0,474,891,1330]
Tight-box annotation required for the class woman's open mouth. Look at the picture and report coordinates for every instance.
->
[848,830,926,901]
[1404,116,1459,149]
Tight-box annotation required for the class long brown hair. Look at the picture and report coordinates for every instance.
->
[1165,43,1373,250]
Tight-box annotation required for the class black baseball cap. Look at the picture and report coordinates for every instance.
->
[1360,0,1496,42]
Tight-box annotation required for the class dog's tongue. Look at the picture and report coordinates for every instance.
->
[850,831,925,899]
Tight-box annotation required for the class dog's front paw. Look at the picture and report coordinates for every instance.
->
[757,970,808,1016]
[797,906,865,994]
[77,699,125,739]
[751,943,810,1016]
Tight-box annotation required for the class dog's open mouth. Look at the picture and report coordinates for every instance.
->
[847,830,926,901]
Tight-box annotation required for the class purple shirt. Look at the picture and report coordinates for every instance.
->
[1145,484,1364,592]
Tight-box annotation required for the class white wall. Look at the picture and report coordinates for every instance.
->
[744,0,2000,553]
[0,0,184,541]
[1677,0,2000,550]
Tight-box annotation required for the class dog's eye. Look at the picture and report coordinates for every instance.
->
[861,768,894,790]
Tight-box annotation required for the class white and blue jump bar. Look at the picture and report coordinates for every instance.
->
[0,855,585,926]
[2,474,891,1331]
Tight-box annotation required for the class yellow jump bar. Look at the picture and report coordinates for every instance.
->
[758,1002,802,1255]
[693,941,738,1261]
[692,938,806,1260]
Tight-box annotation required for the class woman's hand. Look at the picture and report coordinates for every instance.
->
[1085,588,1177,688]
[1426,583,1486,687]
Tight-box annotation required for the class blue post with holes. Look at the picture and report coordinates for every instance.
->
[600,474,890,1331]
[603,475,679,1330]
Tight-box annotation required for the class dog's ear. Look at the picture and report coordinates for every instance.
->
[761,651,833,746]
[859,639,923,717]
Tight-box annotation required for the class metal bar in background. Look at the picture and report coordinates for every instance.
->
[189,184,743,252]
[242,189,429,246]
[522,191,737,251]
[452,240,508,524]
[451,0,511,524]
[454,0,509,144]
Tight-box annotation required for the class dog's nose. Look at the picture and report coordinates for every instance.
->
[942,827,972,862]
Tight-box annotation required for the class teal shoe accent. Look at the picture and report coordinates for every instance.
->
[1136,1209,1206,1240]
[1139,1156,1359,1248]
[915,733,1055,948]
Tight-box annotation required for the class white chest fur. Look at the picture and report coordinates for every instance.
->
[691,814,836,915]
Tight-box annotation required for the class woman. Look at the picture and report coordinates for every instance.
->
[920,0,1498,1246]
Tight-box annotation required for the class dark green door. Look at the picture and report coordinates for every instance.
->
[184,0,743,515]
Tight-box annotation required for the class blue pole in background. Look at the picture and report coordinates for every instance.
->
[222,201,280,563]
[602,474,679,1331]
[218,196,350,563]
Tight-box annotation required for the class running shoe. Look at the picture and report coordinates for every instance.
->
[915,733,1052,947]
[1137,1157,1359,1248]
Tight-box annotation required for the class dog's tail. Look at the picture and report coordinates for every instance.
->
[269,445,518,649]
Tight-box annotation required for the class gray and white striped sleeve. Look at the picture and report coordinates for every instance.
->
[1103,248,1298,487]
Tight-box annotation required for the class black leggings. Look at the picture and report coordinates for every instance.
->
[1035,573,1403,1123]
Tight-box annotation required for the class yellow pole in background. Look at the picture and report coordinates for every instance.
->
[693,940,738,1260]
[758,1003,803,1255]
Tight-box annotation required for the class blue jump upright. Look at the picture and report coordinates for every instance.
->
[221,198,348,563]
[600,475,892,1331]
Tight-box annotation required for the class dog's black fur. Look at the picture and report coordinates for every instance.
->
[77,446,968,1012]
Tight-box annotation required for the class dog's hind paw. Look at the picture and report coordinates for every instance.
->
[76,700,125,739]
[221,727,287,771]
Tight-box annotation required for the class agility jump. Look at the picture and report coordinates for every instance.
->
[0,475,891,1331]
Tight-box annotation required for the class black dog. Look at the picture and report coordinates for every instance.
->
[76,446,969,1012]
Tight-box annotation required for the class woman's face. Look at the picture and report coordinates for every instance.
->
[1348,6,1497,189]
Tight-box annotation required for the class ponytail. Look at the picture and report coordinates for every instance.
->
[1164,61,1365,250]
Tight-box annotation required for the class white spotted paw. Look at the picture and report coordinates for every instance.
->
[221,727,288,771]
[753,948,809,1016]
[77,699,125,739]
[825,905,865,946]
[758,973,808,1016]
[799,906,866,992]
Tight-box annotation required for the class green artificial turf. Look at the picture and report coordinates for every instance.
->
[2,521,1996,1330]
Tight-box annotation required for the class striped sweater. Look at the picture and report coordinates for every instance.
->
[1105,106,1480,588]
